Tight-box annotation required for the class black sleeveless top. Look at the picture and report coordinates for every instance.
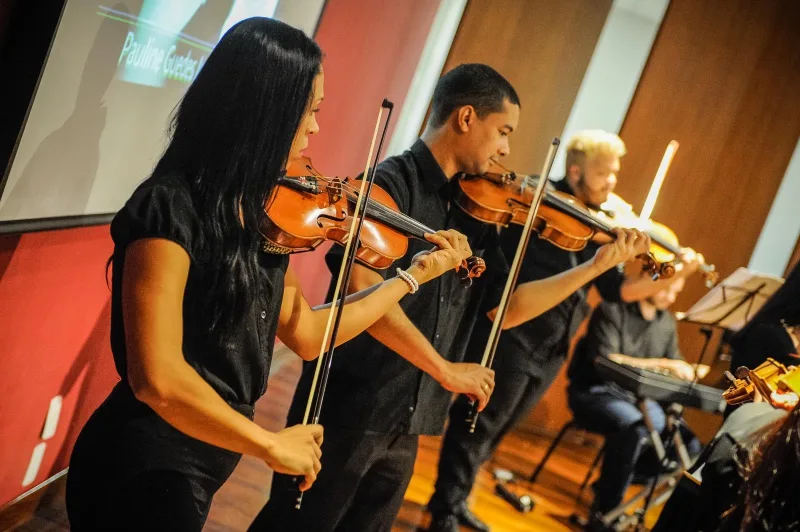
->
[109,174,289,411]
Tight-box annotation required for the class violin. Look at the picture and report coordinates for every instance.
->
[260,156,486,284]
[453,159,674,280]
[722,358,800,410]
[597,193,719,287]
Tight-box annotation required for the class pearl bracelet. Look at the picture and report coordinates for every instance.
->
[396,268,419,294]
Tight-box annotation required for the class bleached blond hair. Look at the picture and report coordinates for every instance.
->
[565,129,626,170]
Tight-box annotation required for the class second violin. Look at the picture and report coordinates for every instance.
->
[453,159,674,280]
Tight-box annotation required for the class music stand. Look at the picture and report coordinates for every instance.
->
[677,267,783,330]
[676,267,784,376]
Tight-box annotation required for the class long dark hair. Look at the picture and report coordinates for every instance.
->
[729,403,800,531]
[153,17,322,334]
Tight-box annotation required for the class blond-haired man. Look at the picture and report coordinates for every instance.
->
[427,130,676,532]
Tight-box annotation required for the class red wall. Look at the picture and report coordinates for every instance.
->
[0,227,118,506]
[289,0,442,305]
[0,0,442,507]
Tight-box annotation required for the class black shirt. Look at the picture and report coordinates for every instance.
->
[729,321,798,371]
[465,178,624,376]
[567,301,683,390]
[286,140,501,435]
[109,174,289,414]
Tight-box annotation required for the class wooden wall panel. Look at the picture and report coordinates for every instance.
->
[617,0,800,388]
[527,0,800,439]
[616,0,800,277]
[439,0,612,173]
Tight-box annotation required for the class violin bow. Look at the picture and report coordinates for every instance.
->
[639,140,678,223]
[295,99,395,508]
[466,138,561,433]
[639,141,716,286]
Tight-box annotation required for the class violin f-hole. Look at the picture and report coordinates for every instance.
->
[506,198,527,209]
[316,211,348,227]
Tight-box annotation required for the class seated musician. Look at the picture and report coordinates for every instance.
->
[566,261,703,528]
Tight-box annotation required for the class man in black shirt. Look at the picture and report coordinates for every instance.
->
[428,130,684,532]
[250,69,649,532]
[567,271,702,526]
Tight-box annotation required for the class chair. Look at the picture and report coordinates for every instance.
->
[493,418,605,514]
[528,419,605,505]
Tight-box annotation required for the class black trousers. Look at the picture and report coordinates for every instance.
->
[66,384,243,531]
[569,384,701,513]
[250,428,418,532]
[428,357,563,514]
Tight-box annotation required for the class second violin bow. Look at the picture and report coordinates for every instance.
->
[466,138,560,433]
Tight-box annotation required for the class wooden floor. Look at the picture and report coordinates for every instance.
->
[10,346,664,531]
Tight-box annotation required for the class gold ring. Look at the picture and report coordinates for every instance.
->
[482,384,488,391]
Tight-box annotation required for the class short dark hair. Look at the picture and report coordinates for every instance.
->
[428,64,520,128]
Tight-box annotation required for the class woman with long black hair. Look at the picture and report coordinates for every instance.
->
[65,17,473,530]
[724,400,800,532]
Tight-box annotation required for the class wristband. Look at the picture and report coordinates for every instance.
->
[396,268,419,294]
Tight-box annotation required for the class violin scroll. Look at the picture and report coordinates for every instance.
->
[457,256,486,287]
[636,252,675,281]
[659,259,676,280]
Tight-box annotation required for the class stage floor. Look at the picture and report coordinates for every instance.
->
[13,346,665,531]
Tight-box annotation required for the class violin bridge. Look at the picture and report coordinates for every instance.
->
[327,178,343,204]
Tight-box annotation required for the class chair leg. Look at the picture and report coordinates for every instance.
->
[575,442,604,505]
[529,420,575,485]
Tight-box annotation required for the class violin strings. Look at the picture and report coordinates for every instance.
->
[517,174,618,236]
[359,198,432,237]
[526,176,682,255]
[341,189,429,233]
[543,192,615,235]
[320,178,435,237]
[284,174,431,236]
[291,174,674,252]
